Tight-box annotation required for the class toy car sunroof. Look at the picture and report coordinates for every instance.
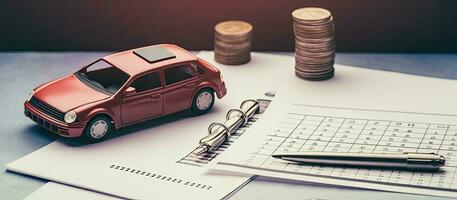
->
[133,46,176,63]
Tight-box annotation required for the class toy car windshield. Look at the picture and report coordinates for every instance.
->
[75,59,130,95]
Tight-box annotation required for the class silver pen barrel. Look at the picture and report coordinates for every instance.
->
[273,152,445,171]
[194,100,259,155]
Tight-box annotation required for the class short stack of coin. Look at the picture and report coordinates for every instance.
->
[292,7,335,80]
[214,20,252,65]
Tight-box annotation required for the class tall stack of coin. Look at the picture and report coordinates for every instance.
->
[214,20,252,65]
[292,7,335,80]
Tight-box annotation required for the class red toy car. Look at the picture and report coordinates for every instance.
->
[24,44,226,141]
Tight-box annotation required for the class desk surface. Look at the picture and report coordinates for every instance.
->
[1,52,457,200]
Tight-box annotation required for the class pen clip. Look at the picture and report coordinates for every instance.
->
[402,152,438,155]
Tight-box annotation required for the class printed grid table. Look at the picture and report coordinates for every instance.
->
[241,113,457,190]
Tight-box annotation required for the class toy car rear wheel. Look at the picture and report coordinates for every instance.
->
[83,116,113,142]
[191,88,215,115]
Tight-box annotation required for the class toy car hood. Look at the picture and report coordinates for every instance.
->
[33,74,110,112]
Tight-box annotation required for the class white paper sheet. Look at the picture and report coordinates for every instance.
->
[10,97,253,200]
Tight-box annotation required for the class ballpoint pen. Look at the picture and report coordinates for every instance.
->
[272,152,446,171]
[193,99,260,155]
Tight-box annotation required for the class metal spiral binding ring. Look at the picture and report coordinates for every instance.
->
[226,108,248,126]
[207,122,231,136]
[241,99,259,108]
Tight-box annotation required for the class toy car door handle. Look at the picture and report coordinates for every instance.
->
[151,94,161,99]
[184,83,197,88]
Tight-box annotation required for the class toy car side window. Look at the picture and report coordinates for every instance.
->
[191,63,205,74]
[164,64,196,85]
[130,71,161,93]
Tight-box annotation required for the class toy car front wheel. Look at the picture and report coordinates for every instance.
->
[83,116,113,142]
[191,88,215,115]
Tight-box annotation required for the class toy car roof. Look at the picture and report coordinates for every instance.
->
[103,44,197,76]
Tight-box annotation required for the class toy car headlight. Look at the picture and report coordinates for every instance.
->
[27,91,35,101]
[64,111,78,123]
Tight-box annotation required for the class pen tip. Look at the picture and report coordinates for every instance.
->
[272,154,281,158]
[438,155,446,166]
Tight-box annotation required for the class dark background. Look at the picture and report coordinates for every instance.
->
[1,0,456,52]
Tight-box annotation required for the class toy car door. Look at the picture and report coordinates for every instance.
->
[121,71,163,124]
[163,63,199,114]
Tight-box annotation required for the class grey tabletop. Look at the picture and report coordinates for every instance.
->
[1,52,457,200]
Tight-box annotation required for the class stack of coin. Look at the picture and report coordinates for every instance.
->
[214,20,252,65]
[292,7,335,80]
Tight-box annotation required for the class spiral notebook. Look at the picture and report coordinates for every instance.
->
[20,98,273,200]
[7,95,275,200]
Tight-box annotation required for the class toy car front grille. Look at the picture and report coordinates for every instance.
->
[25,109,69,135]
[29,96,65,122]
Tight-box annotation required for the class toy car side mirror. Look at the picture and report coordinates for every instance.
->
[124,87,136,96]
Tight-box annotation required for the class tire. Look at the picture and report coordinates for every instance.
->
[191,88,215,115]
[83,116,113,142]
